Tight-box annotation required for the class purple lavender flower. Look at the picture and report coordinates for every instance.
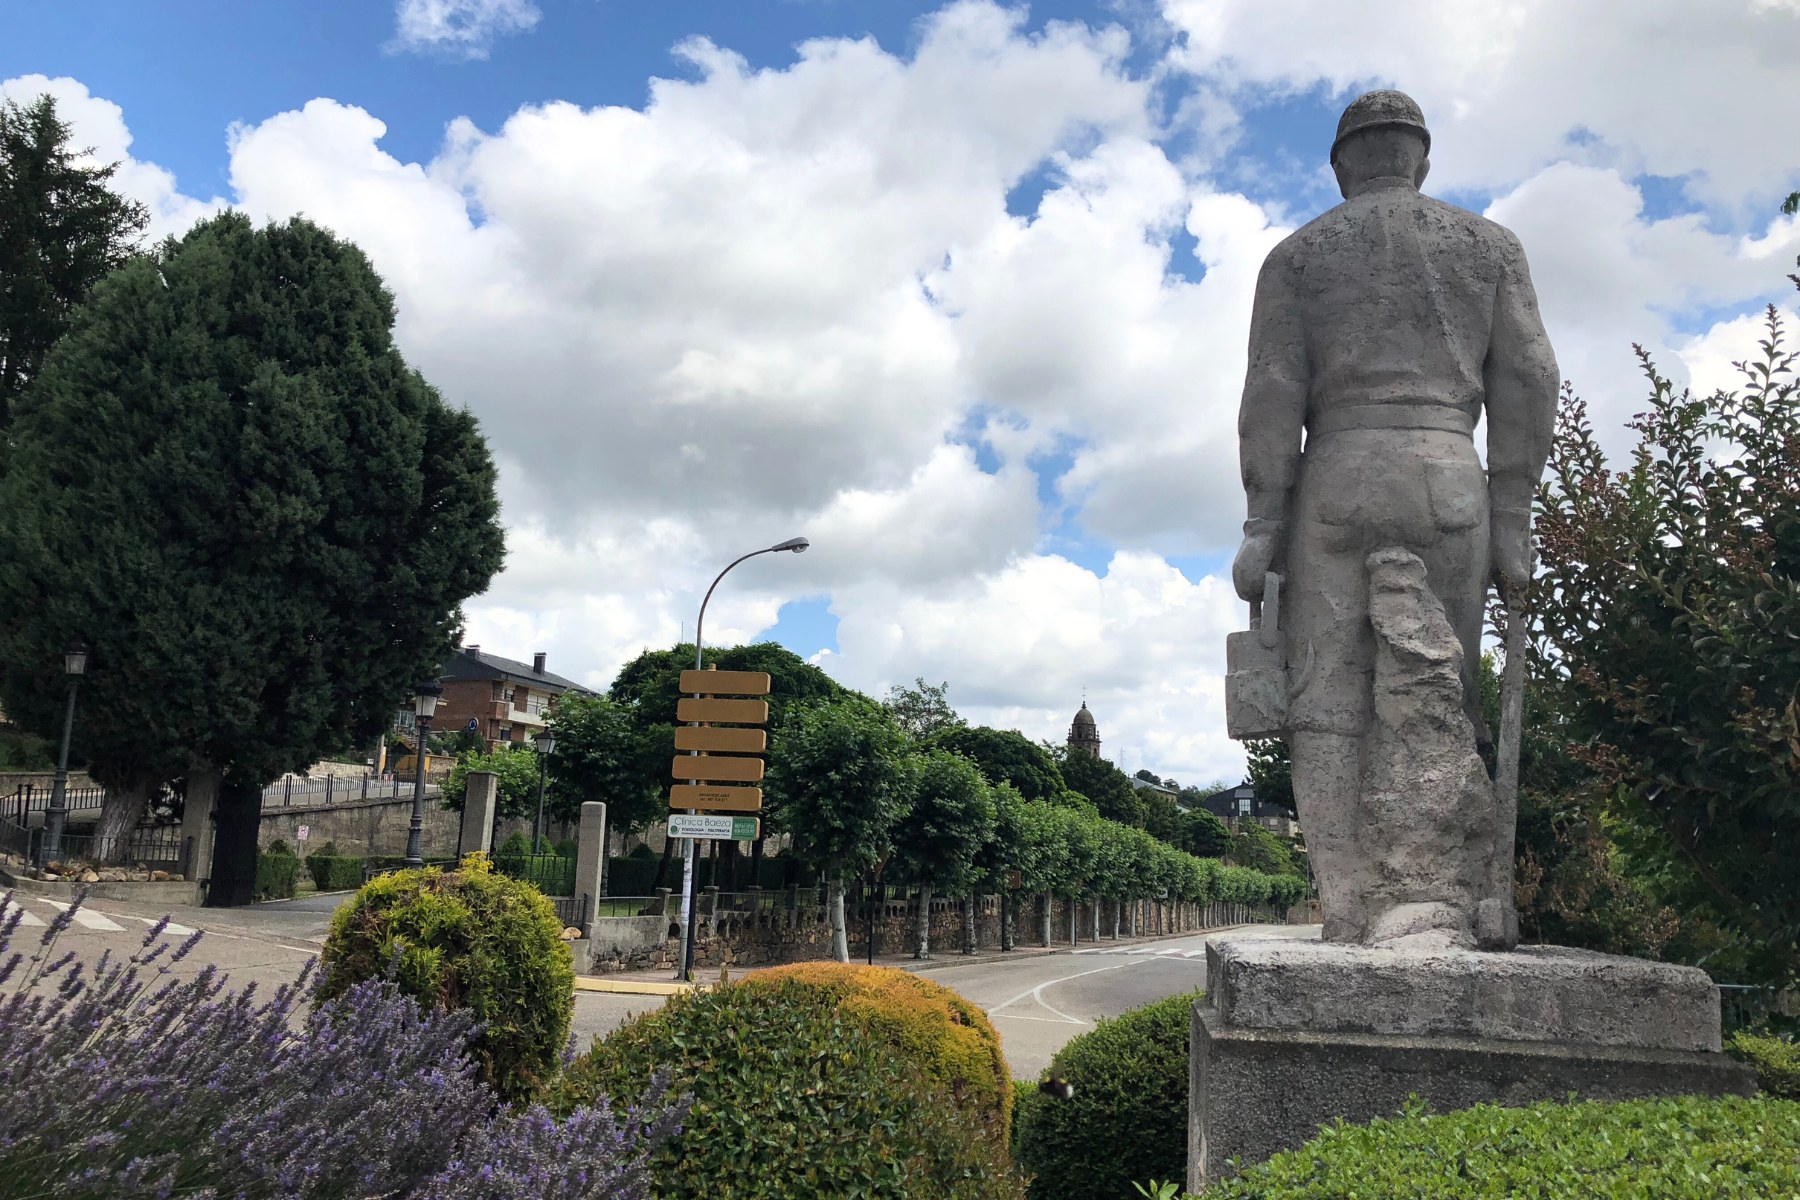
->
[0,890,685,1199]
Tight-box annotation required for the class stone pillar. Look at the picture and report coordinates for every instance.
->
[573,801,607,936]
[179,765,219,886]
[459,771,498,858]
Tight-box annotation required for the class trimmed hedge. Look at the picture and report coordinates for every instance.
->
[752,962,1013,1150]
[1206,1095,1800,1198]
[1729,1030,1800,1099]
[254,842,301,901]
[304,852,364,892]
[556,977,1027,1199]
[1013,991,1197,1200]
[318,855,574,1103]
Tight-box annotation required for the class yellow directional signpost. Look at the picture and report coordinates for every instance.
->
[672,667,770,980]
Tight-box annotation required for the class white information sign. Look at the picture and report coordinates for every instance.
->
[667,813,760,841]
[296,825,310,842]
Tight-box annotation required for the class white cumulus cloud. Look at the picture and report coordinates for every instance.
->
[389,0,541,60]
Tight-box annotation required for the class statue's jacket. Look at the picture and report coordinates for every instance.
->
[1238,176,1557,737]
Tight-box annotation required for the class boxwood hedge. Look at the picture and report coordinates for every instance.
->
[556,977,1027,1200]
[1013,990,1198,1200]
[1729,1029,1799,1099]
[751,962,1013,1150]
[317,854,574,1103]
[1205,1095,1800,1199]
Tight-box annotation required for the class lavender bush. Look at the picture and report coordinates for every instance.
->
[0,891,684,1199]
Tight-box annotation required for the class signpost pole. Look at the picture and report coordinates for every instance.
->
[674,539,804,982]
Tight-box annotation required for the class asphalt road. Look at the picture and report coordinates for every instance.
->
[917,924,1316,1080]
[3,888,1316,1079]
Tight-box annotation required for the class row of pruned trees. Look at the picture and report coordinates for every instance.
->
[766,697,1307,961]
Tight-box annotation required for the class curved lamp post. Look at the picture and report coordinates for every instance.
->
[677,536,809,981]
[532,728,557,851]
[404,682,442,867]
[38,643,88,870]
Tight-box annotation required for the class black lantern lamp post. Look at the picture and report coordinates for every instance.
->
[404,682,442,867]
[38,642,88,871]
[532,728,556,851]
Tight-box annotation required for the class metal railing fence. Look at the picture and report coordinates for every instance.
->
[492,852,577,897]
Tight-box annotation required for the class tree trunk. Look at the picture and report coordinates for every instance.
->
[963,892,977,954]
[915,885,932,959]
[204,775,264,907]
[827,877,849,962]
[1112,898,1122,938]
[1001,891,1014,951]
[1040,891,1052,947]
[1128,898,1138,937]
[94,783,151,864]
[1089,899,1100,940]
[650,831,676,891]
[1068,897,1078,945]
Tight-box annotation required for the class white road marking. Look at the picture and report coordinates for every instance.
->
[40,899,130,932]
[986,957,1152,1026]
[2,898,46,927]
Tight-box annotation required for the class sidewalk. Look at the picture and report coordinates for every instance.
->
[575,924,1241,993]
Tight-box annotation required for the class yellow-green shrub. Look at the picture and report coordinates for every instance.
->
[318,854,574,1102]
[556,978,1026,1199]
[1729,1029,1800,1098]
[751,961,1012,1146]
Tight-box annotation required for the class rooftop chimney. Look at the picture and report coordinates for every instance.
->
[465,644,481,656]
[533,652,547,674]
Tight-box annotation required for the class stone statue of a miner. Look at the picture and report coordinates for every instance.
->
[1229,90,1559,950]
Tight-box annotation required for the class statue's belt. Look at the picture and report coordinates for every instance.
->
[1307,403,1474,438]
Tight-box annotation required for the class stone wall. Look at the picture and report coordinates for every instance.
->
[258,795,461,858]
[581,889,1313,974]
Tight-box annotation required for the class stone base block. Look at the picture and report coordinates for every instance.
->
[1187,1004,1755,1190]
[1207,937,1724,1051]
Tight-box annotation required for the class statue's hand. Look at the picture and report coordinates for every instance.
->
[1233,521,1281,602]
[1490,507,1533,594]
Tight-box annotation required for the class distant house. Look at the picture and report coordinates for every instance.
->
[1128,774,1179,802]
[1189,782,1300,839]
[430,644,597,750]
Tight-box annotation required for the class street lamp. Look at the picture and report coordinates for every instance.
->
[37,643,88,871]
[404,682,442,867]
[532,728,557,851]
[676,536,809,981]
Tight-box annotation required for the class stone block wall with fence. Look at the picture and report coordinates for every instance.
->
[575,883,1312,974]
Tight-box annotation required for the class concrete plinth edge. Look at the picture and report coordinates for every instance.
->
[1186,1001,1755,1192]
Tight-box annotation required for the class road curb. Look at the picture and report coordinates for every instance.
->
[573,976,703,996]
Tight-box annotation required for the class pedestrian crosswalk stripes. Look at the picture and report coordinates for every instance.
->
[3,896,194,936]
[1075,945,1207,957]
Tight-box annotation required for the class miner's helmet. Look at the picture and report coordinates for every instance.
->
[1330,89,1430,163]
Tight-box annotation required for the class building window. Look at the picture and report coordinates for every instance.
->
[1238,796,1252,816]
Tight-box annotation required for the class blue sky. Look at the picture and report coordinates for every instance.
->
[7,0,1797,782]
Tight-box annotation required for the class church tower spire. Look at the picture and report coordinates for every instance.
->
[1067,701,1101,758]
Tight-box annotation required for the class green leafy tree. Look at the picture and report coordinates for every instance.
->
[0,213,505,904]
[1244,738,1295,816]
[609,641,843,888]
[1533,287,1800,986]
[1229,822,1302,878]
[1,93,149,460]
[882,677,964,741]
[542,692,655,831]
[441,745,541,821]
[929,724,1063,801]
[765,698,911,961]
[894,747,995,958]
[1177,807,1233,859]
[1056,747,1145,827]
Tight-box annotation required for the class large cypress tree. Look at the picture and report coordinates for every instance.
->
[0,212,505,904]
[0,93,149,459]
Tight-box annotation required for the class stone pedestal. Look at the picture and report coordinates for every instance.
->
[1187,937,1755,1190]
[573,801,607,936]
